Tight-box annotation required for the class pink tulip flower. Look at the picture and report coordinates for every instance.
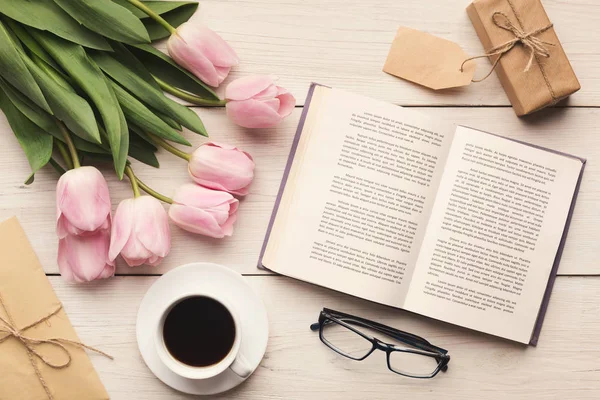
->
[188,142,255,196]
[225,75,295,128]
[169,184,239,238]
[56,166,111,238]
[109,196,171,267]
[58,229,115,283]
[167,22,239,87]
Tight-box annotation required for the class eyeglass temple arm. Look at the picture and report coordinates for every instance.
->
[322,308,449,355]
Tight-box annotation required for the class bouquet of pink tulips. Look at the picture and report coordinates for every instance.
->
[0,0,295,282]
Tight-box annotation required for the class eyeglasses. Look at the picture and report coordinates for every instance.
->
[310,308,450,378]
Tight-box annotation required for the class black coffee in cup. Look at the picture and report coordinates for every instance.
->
[163,296,236,367]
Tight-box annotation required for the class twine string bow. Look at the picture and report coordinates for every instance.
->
[461,11,554,82]
[0,294,112,400]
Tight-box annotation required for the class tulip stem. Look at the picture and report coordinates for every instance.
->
[125,0,176,34]
[55,141,74,170]
[136,177,173,204]
[125,166,141,198]
[150,134,191,161]
[57,121,80,168]
[153,76,226,107]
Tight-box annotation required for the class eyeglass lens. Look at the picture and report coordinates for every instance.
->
[321,318,441,377]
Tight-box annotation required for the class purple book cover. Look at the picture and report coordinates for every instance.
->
[258,83,586,346]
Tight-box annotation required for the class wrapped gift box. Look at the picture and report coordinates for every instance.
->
[467,0,580,115]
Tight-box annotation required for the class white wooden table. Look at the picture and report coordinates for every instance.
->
[1,0,600,398]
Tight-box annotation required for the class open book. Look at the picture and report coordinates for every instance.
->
[259,84,585,345]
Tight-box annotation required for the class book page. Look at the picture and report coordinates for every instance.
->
[404,126,583,343]
[263,87,454,307]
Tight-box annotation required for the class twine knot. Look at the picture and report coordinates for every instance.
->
[461,11,554,82]
[0,294,112,400]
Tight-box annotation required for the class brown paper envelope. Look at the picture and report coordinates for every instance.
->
[0,217,109,400]
[383,27,475,90]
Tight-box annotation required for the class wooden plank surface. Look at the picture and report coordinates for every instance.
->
[54,275,600,400]
[1,107,598,275]
[1,1,599,399]
[189,0,600,106]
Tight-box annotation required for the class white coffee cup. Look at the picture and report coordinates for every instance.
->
[155,293,253,380]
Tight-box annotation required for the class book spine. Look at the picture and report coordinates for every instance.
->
[257,83,321,270]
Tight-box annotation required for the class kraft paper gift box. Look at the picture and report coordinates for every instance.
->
[0,217,110,400]
[466,0,580,116]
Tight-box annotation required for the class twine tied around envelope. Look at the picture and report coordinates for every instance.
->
[0,293,113,400]
[460,11,554,83]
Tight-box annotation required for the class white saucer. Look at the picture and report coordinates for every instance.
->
[136,263,269,395]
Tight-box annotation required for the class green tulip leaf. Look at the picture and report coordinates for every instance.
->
[116,108,130,178]
[4,19,62,73]
[90,51,208,136]
[129,132,160,168]
[129,44,219,101]
[143,4,198,41]
[0,77,59,136]
[111,0,198,41]
[0,78,106,157]
[155,111,182,130]
[110,80,191,146]
[24,172,36,185]
[0,86,52,178]
[52,0,150,44]
[73,138,109,154]
[0,20,51,113]
[129,124,155,145]
[29,54,74,92]
[18,48,101,144]
[100,75,129,179]
[79,151,113,165]
[130,129,157,151]
[30,30,125,171]
[109,42,160,90]
[112,0,197,19]
[0,0,111,50]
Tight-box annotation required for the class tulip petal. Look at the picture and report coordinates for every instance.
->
[147,255,162,267]
[215,66,232,86]
[228,199,239,215]
[189,144,255,194]
[262,98,280,113]
[192,179,251,196]
[170,40,221,87]
[225,75,278,101]
[57,238,75,282]
[110,197,170,267]
[169,204,227,238]
[206,142,254,161]
[254,84,279,100]
[226,98,283,128]
[57,215,82,239]
[109,198,135,261]
[277,89,296,118]
[98,263,116,280]
[220,212,238,237]
[177,23,239,67]
[61,230,112,283]
[121,253,149,267]
[172,184,237,210]
[134,197,171,259]
[56,167,111,234]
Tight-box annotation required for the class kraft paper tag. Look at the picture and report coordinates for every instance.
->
[383,27,475,90]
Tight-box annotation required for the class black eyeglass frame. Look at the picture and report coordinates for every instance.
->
[310,308,450,378]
